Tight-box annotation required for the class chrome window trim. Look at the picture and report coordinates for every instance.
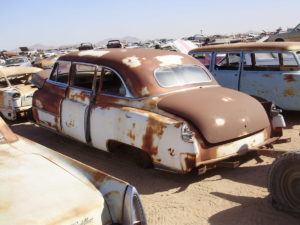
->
[153,64,212,88]
[97,84,220,101]
[46,79,69,88]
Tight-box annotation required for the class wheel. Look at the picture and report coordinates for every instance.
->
[268,150,300,215]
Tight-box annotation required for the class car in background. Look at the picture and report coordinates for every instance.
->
[78,42,94,50]
[0,66,42,120]
[107,40,122,48]
[189,42,300,111]
[32,48,285,174]
[33,55,59,69]
[5,56,32,67]
[267,23,300,42]
[0,116,147,225]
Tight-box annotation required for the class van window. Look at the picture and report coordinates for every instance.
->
[215,53,240,70]
[190,52,212,69]
[73,64,96,90]
[282,52,298,66]
[50,62,71,84]
[243,52,280,71]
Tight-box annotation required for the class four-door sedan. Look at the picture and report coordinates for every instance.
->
[32,48,286,174]
[189,42,300,111]
[0,66,42,120]
[0,116,147,225]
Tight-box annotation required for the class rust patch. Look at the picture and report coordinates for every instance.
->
[127,130,135,141]
[262,74,271,78]
[283,74,297,83]
[141,116,167,155]
[284,88,296,96]
[183,153,196,171]
[168,148,175,156]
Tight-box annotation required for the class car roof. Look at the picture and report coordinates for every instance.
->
[189,42,300,53]
[59,48,214,98]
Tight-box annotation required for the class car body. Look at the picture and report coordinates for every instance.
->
[0,116,147,225]
[5,56,32,67]
[267,23,300,42]
[33,55,59,69]
[32,48,285,174]
[189,42,300,111]
[0,66,43,120]
[107,40,122,48]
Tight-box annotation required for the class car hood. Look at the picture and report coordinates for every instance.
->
[157,87,270,144]
[0,147,107,225]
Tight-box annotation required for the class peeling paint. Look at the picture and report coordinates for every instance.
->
[122,56,141,68]
[155,55,184,66]
[78,50,109,57]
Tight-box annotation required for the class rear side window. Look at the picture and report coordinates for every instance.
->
[282,52,298,66]
[154,65,211,88]
[73,64,96,90]
[99,68,126,96]
[50,61,71,84]
[215,53,240,70]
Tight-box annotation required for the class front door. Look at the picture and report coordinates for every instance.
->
[33,61,71,131]
[61,63,97,143]
[211,51,241,90]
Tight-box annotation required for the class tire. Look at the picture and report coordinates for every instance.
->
[268,150,300,215]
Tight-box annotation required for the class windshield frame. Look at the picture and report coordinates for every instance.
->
[153,64,212,88]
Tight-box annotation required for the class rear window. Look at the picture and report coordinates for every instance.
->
[154,65,211,88]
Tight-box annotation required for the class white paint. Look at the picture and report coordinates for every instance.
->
[122,56,141,68]
[156,55,183,66]
[215,118,225,126]
[141,87,149,96]
[78,50,109,57]
[37,110,56,126]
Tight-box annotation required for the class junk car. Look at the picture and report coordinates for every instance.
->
[32,48,286,174]
[189,42,300,111]
[5,56,32,67]
[0,66,43,120]
[267,23,300,42]
[0,116,147,225]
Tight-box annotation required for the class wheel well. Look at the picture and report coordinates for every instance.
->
[106,140,153,168]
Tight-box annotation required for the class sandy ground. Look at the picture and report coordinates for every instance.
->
[9,111,300,225]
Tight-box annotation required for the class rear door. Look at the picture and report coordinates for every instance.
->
[33,61,71,131]
[60,63,97,143]
[211,51,242,90]
[240,51,300,110]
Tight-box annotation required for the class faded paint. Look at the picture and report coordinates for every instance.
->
[122,56,141,68]
[155,55,183,66]
[0,117,145,225]
[78,50,109,57]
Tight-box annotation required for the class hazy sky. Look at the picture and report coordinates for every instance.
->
[1,0,299,50]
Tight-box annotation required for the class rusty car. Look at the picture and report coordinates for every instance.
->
[267,23,300,42]
[268,150,300,216]
[5,56,32,67]
[0,116,147,225]
[0,66,43,120]
[31,48,286,174]
[189,42,300,111]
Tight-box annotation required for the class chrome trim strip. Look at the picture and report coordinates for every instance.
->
[46,79,68,88]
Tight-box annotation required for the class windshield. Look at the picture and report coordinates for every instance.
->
[154,65,211,88]
[6,58,26,65]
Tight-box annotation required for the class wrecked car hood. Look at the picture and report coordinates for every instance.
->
[0,66,42,78]
[157,87,270,144]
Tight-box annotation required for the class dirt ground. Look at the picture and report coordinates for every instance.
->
[10,111,300,225]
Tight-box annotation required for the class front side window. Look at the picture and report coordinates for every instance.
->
[72,64,96,90]
[154,65,211,88]
[215,53,240,70]
[50,61,71,84]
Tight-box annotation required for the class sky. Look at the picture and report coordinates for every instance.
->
[1,0,300,50]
